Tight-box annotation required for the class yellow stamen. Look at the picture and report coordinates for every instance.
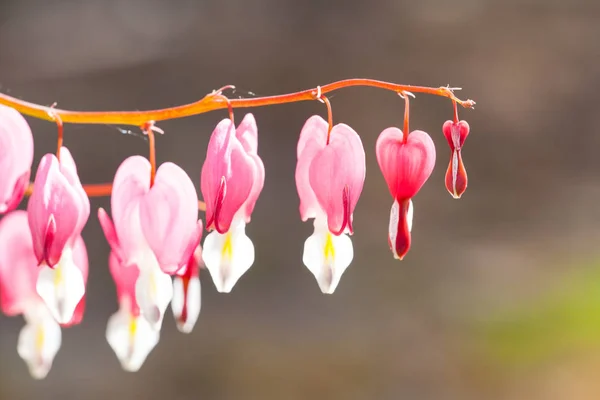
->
[221,232,233,260]
[128,315,138,349]
[324,232,335,261]
[35,324,45,353]
[149,271,157,297]
[53,263,63,287]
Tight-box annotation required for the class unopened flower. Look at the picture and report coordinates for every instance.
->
[98,156,202,328]
[27,147,89,324]
[442,120,470,199]
[295,115,366,293]
[376,128,436,260]
[201,113,265,293]
[0,211,87,379]
[0,104,34,214]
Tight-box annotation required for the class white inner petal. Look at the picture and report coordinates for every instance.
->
[302,215,353,294]
[18,302,62,379]
[135,247,173,330]
[106,308,160,372]
[171,276,201,334]
[202,216,255,293]
[36,246,85,325]
[451,150,459,196]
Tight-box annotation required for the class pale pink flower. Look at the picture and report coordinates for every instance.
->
[295,115,366,293]
[27,147,89,324]
[99,156,202,329]
[200,113,265,293]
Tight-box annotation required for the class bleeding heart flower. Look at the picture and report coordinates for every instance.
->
[0,210,87,379]
[171,244,202,334]
[0,104,34,214]
[27,147,89,324]
[106,252,159,372]
[376,128,436,260]
[98,155,202,329]
[201,113,265,293]
[443,120,470,199]
[295,115,365,293]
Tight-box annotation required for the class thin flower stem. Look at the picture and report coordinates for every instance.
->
[0,79,475,127]
[314,87,333,144]
[452,99,459,123]
[24,182,208,211]
[401,92,411,143]
[141,122,157,187]
[52,113,64,160]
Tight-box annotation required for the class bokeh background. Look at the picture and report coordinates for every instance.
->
[1,0,600,399]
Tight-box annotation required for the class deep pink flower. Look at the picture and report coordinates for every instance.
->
[443,120,470,199]
[171,244,202,334]
[295,115,365,293]
[376,128,436,260]
[27,147,89,324]
[200,113,265,293]
[0,105,34,214]
[98,156,202,328]
[0,210,87,379]
[106,252,159,372]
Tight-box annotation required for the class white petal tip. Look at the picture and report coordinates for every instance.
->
[36,258,85,324]
[106,310,160,373]
[202,224,255,294]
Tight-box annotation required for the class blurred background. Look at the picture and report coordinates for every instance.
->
[1,0,600,399]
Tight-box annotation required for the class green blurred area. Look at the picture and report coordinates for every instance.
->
[476,259,600,368]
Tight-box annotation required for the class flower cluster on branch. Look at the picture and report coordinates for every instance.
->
[0,80,473,377]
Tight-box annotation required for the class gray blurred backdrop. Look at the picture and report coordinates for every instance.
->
[1,1,600,399]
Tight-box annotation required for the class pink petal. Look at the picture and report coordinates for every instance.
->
[235,113,258,154]
[295,115,328,221]
[442,120,470,151]
[236,113,265,221]
[0,211,39,316]
[0,105,34,214]
[139,162,201,274]
[109,251,140,316]
[58,147,90,236]
[201,119,256,233]
[110,156,152,264]
[308,124,366,235]
[27,151,89,267]
[375,128,436,201]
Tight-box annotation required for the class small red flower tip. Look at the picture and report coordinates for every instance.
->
[442,120,470,199]
[376,128,435,260]
[0,104,34,214]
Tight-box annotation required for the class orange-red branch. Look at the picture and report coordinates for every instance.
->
[0,79,475,127]
[24,183,207,211]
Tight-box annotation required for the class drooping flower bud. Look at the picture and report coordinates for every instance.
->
[442,120,469,199]
[376,128,435,260]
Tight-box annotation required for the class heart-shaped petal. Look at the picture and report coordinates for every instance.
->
[376,128,436,201]
[201,118,257,233]
[27,149,89,267]
[308,123,365,235]
[140,162,201,274]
